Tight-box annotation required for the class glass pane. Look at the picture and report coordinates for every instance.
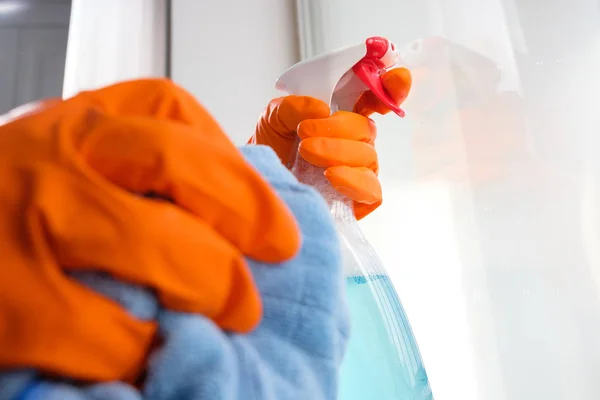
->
[297,1,600,399]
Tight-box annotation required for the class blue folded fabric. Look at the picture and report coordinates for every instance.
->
[0,145,349,400]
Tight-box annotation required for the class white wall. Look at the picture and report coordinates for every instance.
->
[171,0,299,144]
[63,0,167,98]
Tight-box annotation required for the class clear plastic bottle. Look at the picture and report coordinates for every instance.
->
[277,34,433,399]
[292,155,433,400]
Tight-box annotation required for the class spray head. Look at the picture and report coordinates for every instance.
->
[276,36,405,117]
[352,37,404,116]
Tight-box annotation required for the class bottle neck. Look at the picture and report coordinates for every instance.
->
[291,149,355,219]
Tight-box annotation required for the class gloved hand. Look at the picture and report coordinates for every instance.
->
[0,79,300,382]
[250,68,412,219]
[1,145,348,400]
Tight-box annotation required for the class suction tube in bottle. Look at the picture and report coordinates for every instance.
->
[291,147,433,400]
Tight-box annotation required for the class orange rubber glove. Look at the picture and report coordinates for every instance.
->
[0,79,300,382]
[250,68,412,220]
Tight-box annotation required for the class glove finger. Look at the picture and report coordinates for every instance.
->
[297,111,377,144]
[324,165,382,206]
[354,199,383,221]
[45,179,261,333]
[73,113,300,264]
[353,67,412,117]
[299,137,378,172]
[252,95,331,166]
[0,255,155,381]
[260,95,330,135]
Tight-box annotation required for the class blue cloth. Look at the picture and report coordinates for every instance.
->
[0,145,349,400]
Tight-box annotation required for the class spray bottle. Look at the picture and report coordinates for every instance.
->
[276,37,433,400]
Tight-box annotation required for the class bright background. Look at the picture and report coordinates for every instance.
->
[171,2,600,399]
[1,0,600,398]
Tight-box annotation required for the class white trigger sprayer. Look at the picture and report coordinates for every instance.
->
[276,37,434,399]
[276,36,404,276]
[276,35,403,277]
[277,36,404,117]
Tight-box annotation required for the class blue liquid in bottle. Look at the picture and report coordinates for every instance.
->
[292,155,432,400]
[340,275,432,400]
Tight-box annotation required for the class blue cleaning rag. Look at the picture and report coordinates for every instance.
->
[0,145,349,400]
